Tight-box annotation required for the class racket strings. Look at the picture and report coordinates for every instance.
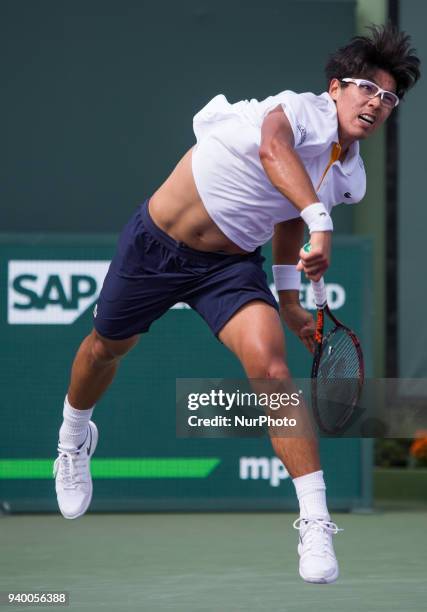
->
[312,316,364,434]
[316,328,361,406]
[318,328,361,380]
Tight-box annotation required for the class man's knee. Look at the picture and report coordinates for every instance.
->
[246,354,290,379]
[265,359,290,380]
[89,330,139,365]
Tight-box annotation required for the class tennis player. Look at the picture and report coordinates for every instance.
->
[54,25,420,583]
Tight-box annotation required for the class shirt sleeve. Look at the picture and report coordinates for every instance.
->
[261,90,337,158]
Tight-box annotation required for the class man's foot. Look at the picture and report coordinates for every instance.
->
[53,421,98,519]
[293,517,343,584]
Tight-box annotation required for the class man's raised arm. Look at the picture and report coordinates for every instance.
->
[259,105,331,281]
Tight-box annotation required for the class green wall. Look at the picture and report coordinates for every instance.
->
[3,0,356,233]
[1,1,380,512]
[399,0,427,379]
[354,0,387,376]
[0,235,373,511]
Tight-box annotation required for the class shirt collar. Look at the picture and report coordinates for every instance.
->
[340,140,360,175]
[321,92,361,175]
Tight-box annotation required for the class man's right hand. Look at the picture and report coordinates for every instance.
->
[296,231,331,281]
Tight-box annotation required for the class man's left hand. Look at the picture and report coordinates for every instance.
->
[280,303,316,353]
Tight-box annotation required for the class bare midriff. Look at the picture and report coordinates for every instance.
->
[148,147,249,255]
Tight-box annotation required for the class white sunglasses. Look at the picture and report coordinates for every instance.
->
[340,78,399,108]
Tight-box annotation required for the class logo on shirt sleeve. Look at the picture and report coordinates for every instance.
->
[296,124,307,145]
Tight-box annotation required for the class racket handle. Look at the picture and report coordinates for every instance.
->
[311,278,327,308]
[302,242,327,308]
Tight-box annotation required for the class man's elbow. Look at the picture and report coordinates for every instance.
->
[259,138,293,169]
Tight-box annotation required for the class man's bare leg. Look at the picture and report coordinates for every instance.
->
[54,329,139,519]
[218,301,320,478]
[67,329,140,409]
[219,300,341,584]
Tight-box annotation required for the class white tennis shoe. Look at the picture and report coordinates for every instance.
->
[53,421,98,519]
[293,517,343,584]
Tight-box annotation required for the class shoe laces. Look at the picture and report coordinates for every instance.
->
[53,448,89,490]
[293,517,343,556]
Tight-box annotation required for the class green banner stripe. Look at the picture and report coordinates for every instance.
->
[0,458,220,480]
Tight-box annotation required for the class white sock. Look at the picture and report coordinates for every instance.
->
[59,396,94,450]
[293,470,330,520]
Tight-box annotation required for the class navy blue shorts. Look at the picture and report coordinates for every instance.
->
[93,200,278,340]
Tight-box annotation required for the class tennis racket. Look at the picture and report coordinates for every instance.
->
[303,243,364,434]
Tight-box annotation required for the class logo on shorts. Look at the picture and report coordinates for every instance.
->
[7,260,109,325]
[344,192,352,199]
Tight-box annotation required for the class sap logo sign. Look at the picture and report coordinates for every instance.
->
[269,282,346,310]
[8,261,110,324]
[239,456,290,487]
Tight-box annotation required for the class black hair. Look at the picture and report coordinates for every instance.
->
[325,23,421,99]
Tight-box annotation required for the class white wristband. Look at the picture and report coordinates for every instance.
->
[300,202,333,233]
[272,265,301,291]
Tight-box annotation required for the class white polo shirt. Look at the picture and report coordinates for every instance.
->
[191,90,366,252]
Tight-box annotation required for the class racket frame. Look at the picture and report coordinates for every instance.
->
[311,281,365,433]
